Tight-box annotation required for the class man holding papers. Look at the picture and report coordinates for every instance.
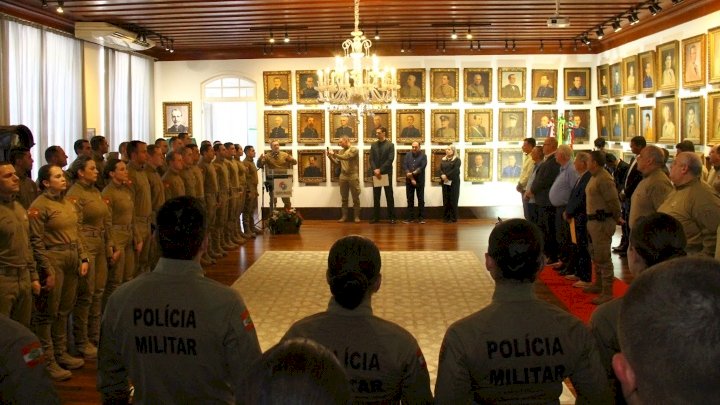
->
[369,127,396,224]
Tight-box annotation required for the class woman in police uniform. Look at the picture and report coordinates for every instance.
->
[283,235,432,404]
[67,156,118,356]
[29,164,89,381]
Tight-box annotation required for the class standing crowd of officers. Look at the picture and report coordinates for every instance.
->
[0,133,262,382]
[518,133,720,304]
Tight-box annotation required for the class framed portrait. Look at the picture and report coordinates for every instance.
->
[497,149,524,183]
[656,40,679,91]
[163,101,192,137]
[564,68,591,101]
[364,110,391,143]
[640,106,655,142]
[264,110,292,144]
[397,68,426,103]
[596,106,610,139]
[680,97,704,144]
[464,149,493,183]
[298,150,326,184]
[622,56,639,97]
[622,104,639,142]
[362,150,372,185]
[531,109,558,140]
[597,64,610,100]
[530,69,557,103]
[638,51,657,94]
[609,105,623,142]
[295,70,320,104]
[609,63,623,98]
[430,109,460,144]
[498,108,526,142]
[463,68,492,103]
[394,149,411,184]
[708,91,720,144]
[605,149,623,164]
[329,158,341,183]
[430,68,459,103]
[566,109,591,143]
[429,148,446,185]
[396,109,425,144]
[85,128,96,137]
[710,27,720,85]
[656,96,678,144]
[682,34,706,89]
[297,110,325,144]
[465,109,493,143]
[329,112,358,143]
[263,71,292,105]
[498,67,526,103]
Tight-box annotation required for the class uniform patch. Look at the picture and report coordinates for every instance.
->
[416,348,427,369]
[21,341,44,368]
[67,196,78,204]
[27,208,40,219]
[241,309,254,331]
[103,197,111,205]
[163,181,170,188]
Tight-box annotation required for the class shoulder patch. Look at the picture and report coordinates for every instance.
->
[21,341,44,368]
[241,309,255,331]
[103,197,111,205]
[125,180,133,186]
[163,181,170,188]
[67,196,78,204]
[27,208,40,219]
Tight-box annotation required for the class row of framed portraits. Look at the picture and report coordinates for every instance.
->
[599,28,720,99]
[597,91,720,146]
[264,108,593,145]
[294,148,522,185]
[264,67,594,106]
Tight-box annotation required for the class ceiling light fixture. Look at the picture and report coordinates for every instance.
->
[512,39,516,52]
[558,39,563,50]
[284,27,290,43]
[649,2,662,15]
[596,26,605,40]
[316,0,398,115]
[540,39,544,52]
[400,41,405,53]
[628,10,639,25]
[612,19,622,32]
[41,0,47,8]
[504,39,509,52]
[466,26,472,40]
[442,40,446,53]
[451,25,458,40]
[56,0,64,13]
[469,41,474,50]
[573,39,578,52]
[671,0,684,5]
[581,34,590,45]
[476,40,481,50]
[269,31,275,44]
[169,39,174,53]
[374,26,380,40]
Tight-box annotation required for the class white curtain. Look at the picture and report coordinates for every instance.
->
[105,48,130,151]
[130,55,153,143]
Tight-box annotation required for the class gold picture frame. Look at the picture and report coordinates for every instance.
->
[566,109,590,143]
[263,110,292,144]
[656,96,678,144]
[329,112,358,143]
[498,67,526,103]
[640,106,655,142]
[364,110,391,143]
[429,148,446,185]
[532,109,558,140]
[597,64,610,100]
[362,150,372,185]
[622,55,639,97]
[394,149,411,184]
[610,62,623,98]
[430,109,460,144]
[430,68,459,103]
[463,68,492,103]
[656,40,679,91]
[531,69,558,103]
[397,68,426,103]
[263,71,292,105]
[708,91,720,144]
[609,105,623,142]
[680,96,704,145]
[297,150,326,184]
[162,101,192,137]
[709,27,720,85]
[498,108,526,142]
[465,109,493,143]
[596,106,610,139]
[639,51,657,94]
[497,149,524,182]
[464,148,493,183]
[622,104,639,142]
[564,67,591,101]
[682,34,707,89]
[396,109,425,144]
[297,110,325,144]
[295,70,320,104]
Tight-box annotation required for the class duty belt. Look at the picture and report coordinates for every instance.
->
[80,228,103,238]
[588,212,614,221]
[46,242,78,251]
[0,265,25,276]
[112,224,132,231]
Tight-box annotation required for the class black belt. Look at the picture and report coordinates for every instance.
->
[588,212,614,221]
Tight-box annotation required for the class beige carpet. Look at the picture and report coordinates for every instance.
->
[231,250,574,402]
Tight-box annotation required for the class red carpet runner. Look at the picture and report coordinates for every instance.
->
[539,266,629,323]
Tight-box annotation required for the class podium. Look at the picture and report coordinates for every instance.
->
[262,168,299,234]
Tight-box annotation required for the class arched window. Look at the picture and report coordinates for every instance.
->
[202,75,257,146]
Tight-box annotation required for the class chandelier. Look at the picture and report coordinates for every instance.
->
[317,0,399,115]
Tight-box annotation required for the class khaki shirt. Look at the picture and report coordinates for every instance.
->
[97,258,262,404]
[707,167,720,193]
[67,181,114,252]
[629,168,673,229]
[224,160,240,191]
[243,158,259,198]
[213,159,230,196]
[102,181,138,245]
[15,170,38,210]
[28,191,87,278]
[162,170,186,201]
[180,168,199,198]
[257,151,297,171]
[284,299,432,404]
[435,283,611,404]
[518,153,534,190]
[198,158,219,196]
[233,159,247,189]
[0,195,37,281]
[144,165,165,220]
[658,178,720,256]
[190,165,205,198]
[92,151,107,192]
[330,146,359,180]
[585,169,621,220]
[127,161,152,219]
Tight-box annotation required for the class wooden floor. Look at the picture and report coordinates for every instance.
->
[55,219,630,404]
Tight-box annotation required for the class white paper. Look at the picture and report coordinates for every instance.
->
[443,179,452,186]
[373,174,390,187]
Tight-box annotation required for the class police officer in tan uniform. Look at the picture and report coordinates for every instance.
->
[9,147,38,209]
[242,145,260,237]
[257,140,297,209]
[585,151,622,305]
[435,219,611,403]
[126,141,153,276]
[223,143,244,246]
[145,145,166,268]
[180,146,200,198]
[90,135,109,192]
[232,144,248,241]
[0,162,38,328]
[66,156,116,359]
[102,159,138,310]
[162,151,186,200]
[327,136,361,222]
[29,164,89,380]
[213,144,238,251]
[188,144,205,199]
[284,235,432,403]
[199,144,222,260]
[628,145,673,229]
[98,196,262,404]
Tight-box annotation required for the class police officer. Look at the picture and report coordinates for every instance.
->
[327,136,361,223]
[102,159,137,310]
[126,141,153,276]
[29,164,89,380]
[257,140,297,209]
[223,143,245,246]
[162,151,186,200]
[145,145,166,269]
[585,151,622,305]
[0,162,38,327]
[66,156,116,359]
[199,144,222,260]
[180,146,200,198]
[9,147,38,209]
[283,235,432,403]
[213,143,237,251]
[90,135,109,192]
[98,196,262,403]
[242,145,261,237]
[232,143,248,241]
[435,219,611,403]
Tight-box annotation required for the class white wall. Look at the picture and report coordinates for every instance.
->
[153,10,719,209]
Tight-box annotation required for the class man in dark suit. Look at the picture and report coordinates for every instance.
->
[268,77,289,100]
[301,117,319,139]
[501,74,522,98]
[302,156,322,177]
[300,76,319,99]
[615,136,646,255]
[529,137,561,263]
[572,114,587,138]
[400,115,421,138]
[563,152,593,286]
[535,75,554,98]
[167,109,188,133]
[568,76,587,97]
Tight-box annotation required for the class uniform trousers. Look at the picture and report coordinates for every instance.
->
[373,184,396,220]
[242,192,258,233]
[339,177,361,210]
[73,232,107,346]
[588,219,616,288]
[235,188,246,230]
[135,218,151,276]
[103,228,134,309]
[215,193,229,242]
[35,248,79,357]
[204,192,218,238]
[406,181,425,220]
[0,269,32,327]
